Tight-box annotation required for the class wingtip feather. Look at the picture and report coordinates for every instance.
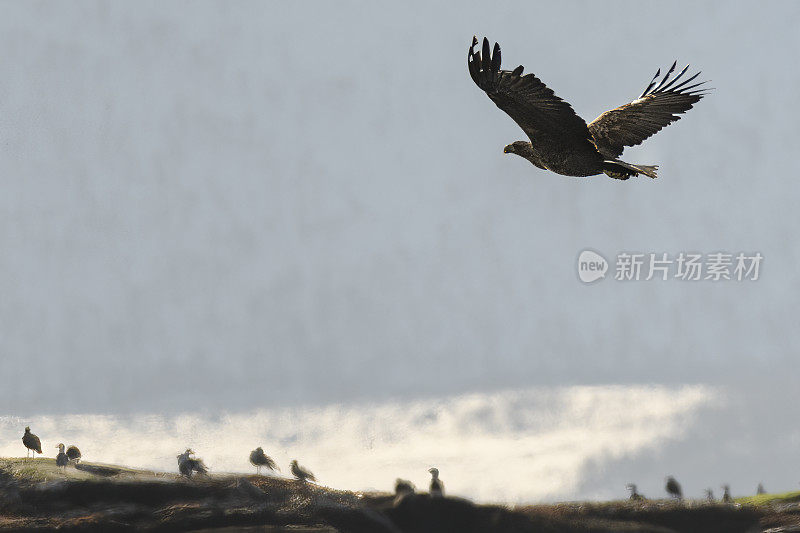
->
[491,42,501,73]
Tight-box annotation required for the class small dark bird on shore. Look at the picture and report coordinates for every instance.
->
[705,488,715,502]
[22,427,42,460]
[55,444,68,470]
[290,460,316,483]
[249,447,278,475]
[722,484,733,503]
[429,468,444,498]
[65,445,81,464]
[393,478,415,502]
[626,483,645,501]
[395,478,415,497]
[665,476,682,501]
[177,449,208,478]
[756,483,766,495]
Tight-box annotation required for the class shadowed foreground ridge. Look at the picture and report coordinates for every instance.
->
[2,458,795,532]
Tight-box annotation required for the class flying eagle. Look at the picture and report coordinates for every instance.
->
[468,37,710,180]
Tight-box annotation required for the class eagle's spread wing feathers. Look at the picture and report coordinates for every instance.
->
[588,62,710,158]
[468,37,590,144]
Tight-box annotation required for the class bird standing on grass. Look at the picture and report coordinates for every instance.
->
[395,479,415,497]
[394,478,415,505]
[55,444,68,470]
[290,460,316,483]
[429,468,444,498]
[722,484,733,503]
[177,449,208,478]
[626,483,645,501]
[468,36,710,180]
[665,476,683,501]
[705,488,715,502]
[22,427,42,460]
[249,447,279,475]
[756,483,766,495]
[65,445,81,464]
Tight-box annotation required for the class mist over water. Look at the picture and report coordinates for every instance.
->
[2,385,721,502]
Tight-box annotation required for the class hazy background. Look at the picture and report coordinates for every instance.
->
[1,0,798,501]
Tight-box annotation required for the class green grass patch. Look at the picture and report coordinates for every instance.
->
[736,490,800,506]
[0,457,56,482]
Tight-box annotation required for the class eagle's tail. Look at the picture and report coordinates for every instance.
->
[602,159,658,180]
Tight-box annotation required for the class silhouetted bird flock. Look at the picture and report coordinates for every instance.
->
[16,425,770,503]
[21,426,81,470]
[623,476,766,504]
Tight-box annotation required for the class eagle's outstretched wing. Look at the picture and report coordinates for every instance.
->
[468,37,590,145]
[588,62,710,158]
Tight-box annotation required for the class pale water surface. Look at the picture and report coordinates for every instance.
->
[2,384,722,503]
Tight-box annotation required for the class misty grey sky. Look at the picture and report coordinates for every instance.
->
[1,1,798,414]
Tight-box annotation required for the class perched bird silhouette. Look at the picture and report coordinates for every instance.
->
[626,483,645,501]
[249,447,278,475]
[177,449,208,478]
[392,478,414,503]
[756,483,766,495]
[722,484,733,503]
[65,445,81,464]
[665,476,683,501]
[290,460,316,483]
[705,488,715,502]
[429,468,444,498]
[55,444,68,470]
[22,427,42,460]
[468,36,710,180]
[395,478,415,497]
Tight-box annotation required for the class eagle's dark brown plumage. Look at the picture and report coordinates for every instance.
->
[468,37,710,180]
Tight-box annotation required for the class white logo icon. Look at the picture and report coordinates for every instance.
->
[577,250,608,283]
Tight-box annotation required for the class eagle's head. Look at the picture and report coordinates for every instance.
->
[504,141,532,156]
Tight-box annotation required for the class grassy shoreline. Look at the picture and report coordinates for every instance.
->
[1,457,797,532]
